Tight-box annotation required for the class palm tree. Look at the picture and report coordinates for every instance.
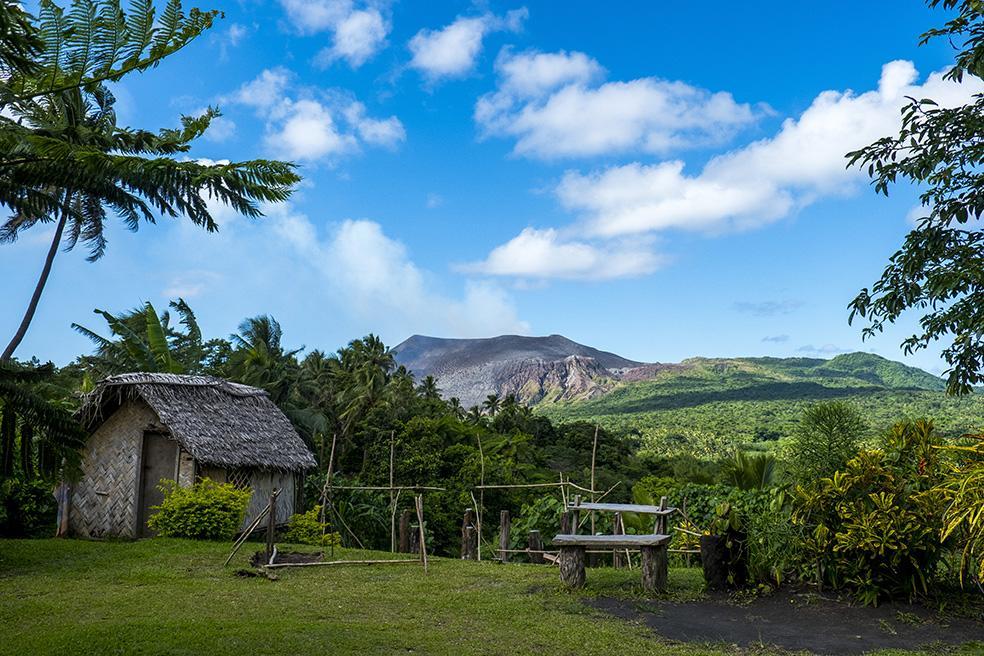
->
[0,2,300,362]
[72,300,202,376]
[723,451,777,490]
[482,394,501,417]
[466,405,485,426]
[0,361,85,480]
[418,375,441,400]
[227,316,301,404]
[447,396,465,419]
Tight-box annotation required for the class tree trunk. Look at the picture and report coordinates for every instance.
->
[559,546,586,588]
[641,545,668,594]
[0,405,15,476]
[2,208,69,363]
[20,422,33,478]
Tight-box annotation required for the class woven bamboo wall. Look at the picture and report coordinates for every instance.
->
[244,470,297,528]
[70,400,163,538]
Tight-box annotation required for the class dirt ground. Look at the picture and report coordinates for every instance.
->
[589,588,984,655]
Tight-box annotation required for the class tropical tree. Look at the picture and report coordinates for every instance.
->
[787,401,867,482]
[483,394,501,417]
[227,315,301,405]
[0,1,300,362]
[0,361,85,480]
[446,396,465,419]
[72,299,212,376]
[418,375,440,400]
[847,0,984,394]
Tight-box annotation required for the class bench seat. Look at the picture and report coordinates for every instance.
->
[551,533,671,548]
[570,502,677,516]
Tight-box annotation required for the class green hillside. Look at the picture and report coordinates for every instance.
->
[537,353,983,457]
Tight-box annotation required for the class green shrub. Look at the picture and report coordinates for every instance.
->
[148,478,251,540]
[791,420,946,605]
[0,478,57,537]
[283,505,341,547]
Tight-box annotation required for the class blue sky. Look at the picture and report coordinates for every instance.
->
[3,1,978,373]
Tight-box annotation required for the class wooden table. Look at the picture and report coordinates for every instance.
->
[551,498,676,593]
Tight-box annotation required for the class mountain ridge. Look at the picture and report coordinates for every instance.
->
[391,334,948,408]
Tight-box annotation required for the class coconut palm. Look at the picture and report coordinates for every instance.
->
[418,375,441,400]
[72,299,204,376]
[227,316,301,405]
[482,394,501,417]
[447,396,465,419]
[0,2,300,362]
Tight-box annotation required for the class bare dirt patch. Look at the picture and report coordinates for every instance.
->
[589,588,984,655]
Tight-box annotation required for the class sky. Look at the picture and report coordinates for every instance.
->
[2,1,977,373]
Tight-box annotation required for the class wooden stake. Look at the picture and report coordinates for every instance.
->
[461,508,476,559]
[414,494,428,573]
[469,490,482,562]
[590,425,598,536]
[399,509,412,553]
[224,503,271,566]
[265,558,419,570]
[389,430,395,552]
[476,433,485,560]
[499,510,510,563]
[266,488,280,563]
[528,530,544,564]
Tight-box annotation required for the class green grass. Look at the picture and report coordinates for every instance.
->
[1,540,979,656]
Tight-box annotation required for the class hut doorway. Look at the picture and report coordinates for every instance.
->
[138,432,177,537]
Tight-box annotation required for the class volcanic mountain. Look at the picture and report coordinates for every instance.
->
[391,334,644,407]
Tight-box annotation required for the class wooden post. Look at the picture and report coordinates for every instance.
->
[572,495,581,535]
[641,545,668,594]
[415,494,428,573]
[461,508,476,559]
[657,496,668,535]
[559,546,586,588]
[613,512,626,568]
[399,509,412,553]
[389,430,395,552]
[266,488,280,564]
[408,523,419,555]
[499,510,510,563]
[590,425,598,535]
[528,530,544,564]
[559,509,571,534]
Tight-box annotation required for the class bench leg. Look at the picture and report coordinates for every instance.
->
[559,546,586,589]
[641,545,668,594]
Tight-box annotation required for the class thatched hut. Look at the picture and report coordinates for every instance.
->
[69,373,316,538]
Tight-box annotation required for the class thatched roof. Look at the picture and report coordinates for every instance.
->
[79,373,316,471]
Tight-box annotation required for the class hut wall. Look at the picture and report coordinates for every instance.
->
[70,399,163,538]
[177,450,196,487]
[243,470,297,528]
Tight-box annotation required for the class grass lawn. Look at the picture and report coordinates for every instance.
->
[0,538,979,655]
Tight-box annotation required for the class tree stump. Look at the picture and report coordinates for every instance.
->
[641,545,668,594]
[528,530,544,564]
[559,546,586,589]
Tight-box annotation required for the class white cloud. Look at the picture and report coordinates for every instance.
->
[214,23,249,60]
[280,0,389,68]
[279,0,353,34]
[408,8,528,82]
[230,67,293,112]
[270,208,529,335]
[476,48,762,158]
[460,227,665,280]
[314,8,389,68]
[474,60,984,281]
[267,99,357,161]
[227,69,404,162]
[425,193,444,209]
[559,61,984,238]
[343,101,405,147]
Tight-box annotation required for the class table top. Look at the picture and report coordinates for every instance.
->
[569,501,676,516]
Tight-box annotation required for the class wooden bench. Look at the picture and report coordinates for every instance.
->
[551,497,676,593]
